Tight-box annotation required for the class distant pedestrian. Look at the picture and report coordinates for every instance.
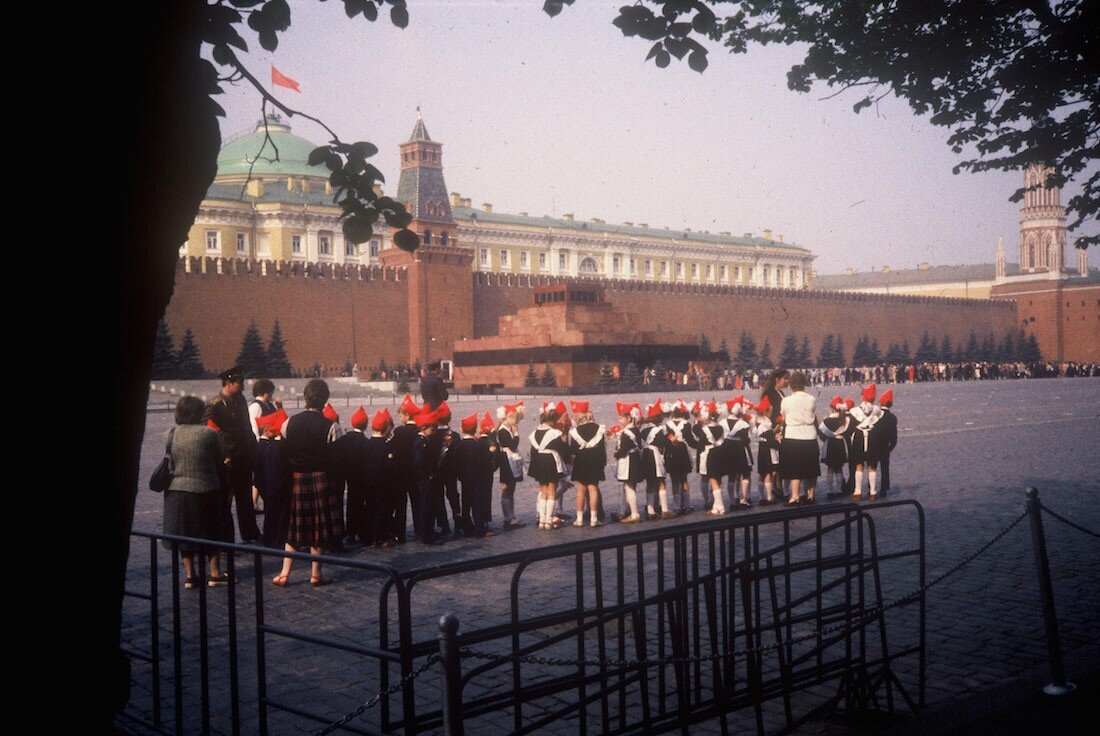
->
[420,361,449,410]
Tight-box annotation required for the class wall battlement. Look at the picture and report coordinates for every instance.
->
[179,256,406,282]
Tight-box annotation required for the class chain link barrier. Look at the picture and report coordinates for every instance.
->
[461,508,1030,670]
[312,654,440,736]
[1040,503,1100,540]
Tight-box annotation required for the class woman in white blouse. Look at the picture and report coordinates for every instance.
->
[778,371,820,504]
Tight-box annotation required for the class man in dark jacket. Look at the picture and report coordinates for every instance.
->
[204,366,260,542]
[874,390,899,495]
[419,361,449,410]
[390,395,421,542]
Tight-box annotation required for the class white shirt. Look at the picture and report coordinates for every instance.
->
[780,391,817,440]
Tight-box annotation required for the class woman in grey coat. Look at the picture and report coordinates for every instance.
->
[163,396,234,588]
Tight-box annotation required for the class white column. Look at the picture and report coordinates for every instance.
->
[305,225,318,263]
[334,230,348,264]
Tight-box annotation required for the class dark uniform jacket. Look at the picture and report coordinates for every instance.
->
[204,392,256,462]
[419,373,449,411]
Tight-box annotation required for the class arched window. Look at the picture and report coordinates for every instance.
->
[423,230,433,246]
[440,231,449,246]
[579,257,599,274]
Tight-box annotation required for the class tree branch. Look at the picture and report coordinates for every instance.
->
[239,98,280,201]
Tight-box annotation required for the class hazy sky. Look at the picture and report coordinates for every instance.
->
[213,0,1098,274]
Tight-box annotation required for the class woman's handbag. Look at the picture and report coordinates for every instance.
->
[149,428,176,493]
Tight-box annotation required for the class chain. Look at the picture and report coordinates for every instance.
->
[462,508,1030,670]
[1041,503,1100,540]
[312,654,440,736]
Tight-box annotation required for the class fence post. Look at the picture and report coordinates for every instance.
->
[439,613,464,736]
[1025,488,1076,695]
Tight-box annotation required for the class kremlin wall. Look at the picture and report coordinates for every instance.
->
[163,112,1099,383]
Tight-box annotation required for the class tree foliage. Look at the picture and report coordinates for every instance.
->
[267,319,292,377]
[734,331,757,373]
[540,361,558,387]
[778,332,799,368]
[152,319,177,379]
[177,329,206,379]
[524,361,539,388]
[236,320,269,377]
[555,0,1099,248]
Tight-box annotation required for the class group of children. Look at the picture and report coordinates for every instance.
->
[247,385,898,551]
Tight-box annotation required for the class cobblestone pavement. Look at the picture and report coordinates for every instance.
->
[121,378,1100,735]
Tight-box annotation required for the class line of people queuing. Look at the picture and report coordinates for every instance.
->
[159,367,899,589]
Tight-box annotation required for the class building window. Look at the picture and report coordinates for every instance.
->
[205,230,219,251]
[720,265,727,282]
[579,256,599,274]
[319,234,331,256]
[236,233,247,253]
[645,260,653,276]
[440,231,448,246]
[345,240,358,257]
[369,239,380,260]
[539,252,548,271]
[630,258,636,275]
[291,235,302,254]
[691,263,699,280]
[763,266,770,285]
[423,230,432,246]
[500,249,510,268]
[612,255,621,275]
[676,262,684,278]
[559,252,568,271]
[748,267,754,282]
[520,251,529,270]
[734,266,740,282]
[706,264,713,280]
[480,248,489,267]
[660,261,668,277]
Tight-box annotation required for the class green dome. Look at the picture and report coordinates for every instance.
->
[216,116,328,179]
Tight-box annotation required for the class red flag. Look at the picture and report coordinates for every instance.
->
[271,65,300,92]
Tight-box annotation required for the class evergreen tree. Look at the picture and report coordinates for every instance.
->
[651,359,666,384]
[868,338,882,364]
[176,328,205,379]
[939,335,953,362]
[834,334,846,366]
[757,339,772,372]
[598,358,616,386]
[817,333,835,367]
[980,333,996,362]
[885,343,905,364]
[716,339,730,363]
[151,318,177,379]
[236,320,269,377]
[622,361,642,386]
[998,330,1016,362]
[798,336,812,367]
[734,331,758,372]
[914,332,937,362]
[900,340,912,363]
[698,333,712,359]
[1021,333,1042,362]
[540,361,557,387]
[778,333,799,367]
[964,331,980,361]
[267,320,292,377]
[851,333,869,365]
[524,361,539,387]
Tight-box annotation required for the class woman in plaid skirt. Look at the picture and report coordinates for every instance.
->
[272,379,344,587]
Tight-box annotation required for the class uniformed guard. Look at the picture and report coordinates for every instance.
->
[204,366,260,542]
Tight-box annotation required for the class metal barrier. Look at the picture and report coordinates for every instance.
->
[120,501,926,735]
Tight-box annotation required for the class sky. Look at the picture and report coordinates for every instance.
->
[212,0,1098,274]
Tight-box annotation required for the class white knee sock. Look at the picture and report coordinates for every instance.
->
[854,469,864,497]
[711,486,725,512]
[740,478,751,502]
[764,479,774,501]
[868,469,878,496]
[658,487,669,513]
[536,497,545,524]
[624,484,639,517]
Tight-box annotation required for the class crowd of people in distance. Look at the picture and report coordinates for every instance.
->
[158,366,906,589]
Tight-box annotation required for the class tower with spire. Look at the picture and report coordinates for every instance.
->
[1019,163,1066,275]
[995,236,1006,279]
[395,107,457,249]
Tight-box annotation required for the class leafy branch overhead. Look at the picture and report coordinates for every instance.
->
[549,0,1099,249]
[203,0,418,252]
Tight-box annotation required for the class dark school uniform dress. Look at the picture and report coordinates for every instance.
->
[849,409,881,466]
[569,422,607,484]
[639,423,668,483]
[362,434,396,543]
[254,436,291,549]
[720,418,754,476]
[283,410,343,550]
[818,416,851,472]
[663,420,693,480]
[693,422,725,480]
[496,426,523,484]
[528,426,570,484]
[390,421,420,540]
[331,429,369,542]
[756,422,780,476]
[614,427,646,484]
[873,409,898,491]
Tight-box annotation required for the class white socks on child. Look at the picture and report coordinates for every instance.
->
[624,484,639,518]
[853,469,864,498]
[868,469,878,497]
[711,486,726,513]
[658,488,669,514]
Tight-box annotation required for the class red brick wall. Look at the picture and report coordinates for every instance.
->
[165,258,409,375]
[473,273,1018,363]
[993,279,1100,362]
